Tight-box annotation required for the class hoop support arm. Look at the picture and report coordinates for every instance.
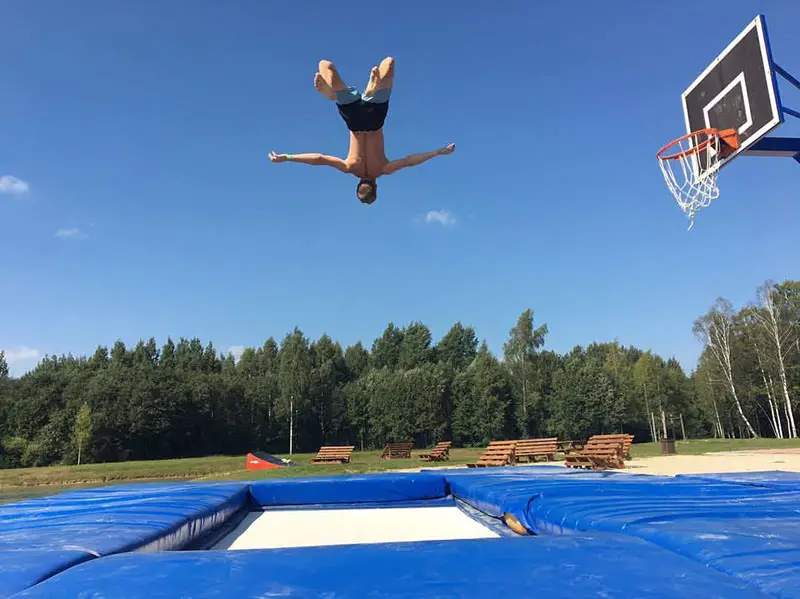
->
[774,63,800,90]
[744,137,800,164]
[782,106,800,120]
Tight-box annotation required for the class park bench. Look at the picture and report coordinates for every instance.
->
[563,436,625,470]
[557,440,584,454]
[311,445,354,464]
[419,441,451,462]
[514,437,559,462]
[380,442,413,459]
[467,440,518,468]
[590,434,634,459]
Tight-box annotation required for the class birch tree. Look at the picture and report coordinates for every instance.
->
[73,403,93,465]
[693,298,757,437]
[752,282,798,437]
[633,352,659,441]
[741,309,784,438]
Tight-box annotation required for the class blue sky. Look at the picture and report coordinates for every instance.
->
[2,1,799,376]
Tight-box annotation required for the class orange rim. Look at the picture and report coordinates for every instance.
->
[657,128,739,161]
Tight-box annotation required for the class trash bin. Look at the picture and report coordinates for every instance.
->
[659,438,677,455]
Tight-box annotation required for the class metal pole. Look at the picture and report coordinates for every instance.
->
[289,395,294,456]
[679,413,687,440]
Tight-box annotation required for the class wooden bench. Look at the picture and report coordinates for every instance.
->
[420,441,451,462]
[311,445,354,464]
[515,438,559,462]
[563,436,625,470]
[467,440,518,468]
[380,442,413,460]
[590,434,634,459]
[557,440,584,454]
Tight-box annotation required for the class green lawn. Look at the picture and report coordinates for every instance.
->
[2,437,800,504]
[0,448,484,499]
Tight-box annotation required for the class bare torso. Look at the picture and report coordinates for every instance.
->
[344,130,388,179]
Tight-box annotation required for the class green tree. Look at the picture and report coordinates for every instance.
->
[371,323,405,370]
[436,322,479,370]
[344,342,370,380]
[452,343,513,445]
[398,322,434,370]
[503,309,548,436]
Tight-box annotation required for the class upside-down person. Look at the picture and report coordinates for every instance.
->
[269,57,455,204]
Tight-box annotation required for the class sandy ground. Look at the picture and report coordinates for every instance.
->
[213,505,499,550]
[403,449,800,476]
[618,450,800,476]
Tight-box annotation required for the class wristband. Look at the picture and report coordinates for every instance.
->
[286,154,293,161]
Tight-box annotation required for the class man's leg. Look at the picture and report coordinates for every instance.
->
[315,59,364,106]
[364,57,395,99]
[316,60,348,93]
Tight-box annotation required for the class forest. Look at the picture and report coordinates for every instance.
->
[0,280,797,469]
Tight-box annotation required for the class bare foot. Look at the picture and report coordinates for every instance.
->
[364,66,380,97]
[314,73,336,101]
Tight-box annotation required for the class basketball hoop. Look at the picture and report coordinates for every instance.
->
[657,128,738,229]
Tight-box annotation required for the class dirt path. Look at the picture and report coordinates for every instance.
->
[620,450,800,476]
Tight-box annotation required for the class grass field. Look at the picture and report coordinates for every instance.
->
[3,437,800,504]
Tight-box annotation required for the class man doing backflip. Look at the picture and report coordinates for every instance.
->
[269,57,455,204]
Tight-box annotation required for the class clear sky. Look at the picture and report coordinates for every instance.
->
[2,1,799,376]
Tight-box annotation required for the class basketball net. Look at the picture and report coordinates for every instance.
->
[657,128,737,230]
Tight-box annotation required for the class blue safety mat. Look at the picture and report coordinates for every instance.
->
[10,536,770,598]
[447,471,800,598]
[0,550,93,599]
[425,464,569,475]
[677,471,800,491]
[249,472,447,506]
[0,482,249,555]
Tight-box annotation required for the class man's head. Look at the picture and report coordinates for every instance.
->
[356,178,377,204]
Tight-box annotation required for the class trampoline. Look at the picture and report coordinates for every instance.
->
[2,468,800,598]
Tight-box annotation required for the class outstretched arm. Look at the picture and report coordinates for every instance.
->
[269,151,347,172]
[383,143,455,175]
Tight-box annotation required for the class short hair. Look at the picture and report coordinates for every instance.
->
[357,179,377,204]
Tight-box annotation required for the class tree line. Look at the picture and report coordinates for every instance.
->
[0,279,797,468]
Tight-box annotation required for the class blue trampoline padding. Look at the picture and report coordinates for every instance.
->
[0,550,93,599]
[0,482,249,555]
[677,471,800,491]
[248,472,447,506]
[444,468,638,530]
[500,476,800,598]
[11,536,770,598]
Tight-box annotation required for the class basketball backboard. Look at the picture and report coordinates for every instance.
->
[682,14,783,179]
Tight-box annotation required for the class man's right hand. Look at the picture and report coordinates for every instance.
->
[269,151,288,163]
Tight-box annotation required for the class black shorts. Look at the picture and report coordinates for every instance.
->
[335,87,391,132]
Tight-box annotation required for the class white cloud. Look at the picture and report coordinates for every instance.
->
[55,228,85,239]
[0,175,30,195]
[227,345,246,361]
[2,346,41,363]
[424,210,456,226]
